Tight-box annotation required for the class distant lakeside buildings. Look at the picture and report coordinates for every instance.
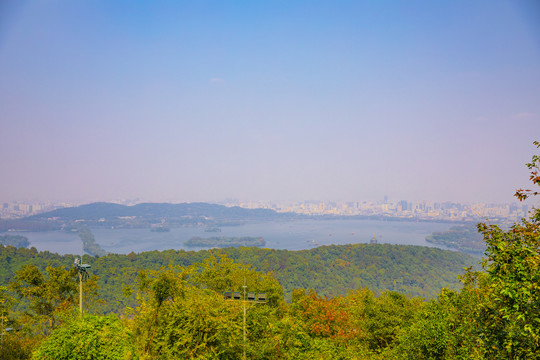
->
[222,199,531,224]
[0,202,68,219]
[0,198,532,224]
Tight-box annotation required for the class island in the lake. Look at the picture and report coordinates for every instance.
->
[185,236,265,248]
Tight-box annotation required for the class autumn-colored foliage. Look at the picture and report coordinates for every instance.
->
[291,289,355,340]
[514,140,540,203]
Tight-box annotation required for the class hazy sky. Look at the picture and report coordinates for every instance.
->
[1,1,539,205]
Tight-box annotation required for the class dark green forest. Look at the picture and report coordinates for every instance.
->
[1,142,539,359]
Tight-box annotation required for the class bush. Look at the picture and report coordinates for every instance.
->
[32,314,135,360]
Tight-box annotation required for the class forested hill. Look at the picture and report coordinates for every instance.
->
[221,244,478,298]
[29,202,292,220]
[0,202,298,231]
[0,243,478,313]
[28,202,289,221]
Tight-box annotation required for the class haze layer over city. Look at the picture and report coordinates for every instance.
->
[1,1,539,207]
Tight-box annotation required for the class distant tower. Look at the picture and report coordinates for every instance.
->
[384,195,388,204]
[399,200,408,211]
[370,234,378,244]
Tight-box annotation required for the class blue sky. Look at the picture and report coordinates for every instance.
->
[1,1,539,204]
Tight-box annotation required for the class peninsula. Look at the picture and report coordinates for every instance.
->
[185,236,265,248]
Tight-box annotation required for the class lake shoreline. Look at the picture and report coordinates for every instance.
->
[5,218,461,256]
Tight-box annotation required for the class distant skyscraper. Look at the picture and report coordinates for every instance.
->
[509,203,518,214]
[399,200,408,211]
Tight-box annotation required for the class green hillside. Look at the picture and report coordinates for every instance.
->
[0,242,477,314]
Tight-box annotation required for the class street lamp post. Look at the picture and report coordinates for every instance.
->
[224,284,267,360]
[243,282,247,360]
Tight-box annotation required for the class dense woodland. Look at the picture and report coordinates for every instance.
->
[0,242,476,315]
[1,142,539,359]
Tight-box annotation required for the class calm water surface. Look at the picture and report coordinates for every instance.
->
[9,219,455,255]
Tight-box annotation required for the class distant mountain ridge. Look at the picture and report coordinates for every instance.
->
[27,202,290,221]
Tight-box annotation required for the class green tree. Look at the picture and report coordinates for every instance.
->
[132,266,244,359]
[192,252,285,308]
[132,255,286,360]
[10,265,78,334]
[0,285,9,321]
[393,282,484,359]
[474,141,540,358]
[31,314,134,360]
[398,141,540,359]
[0,284,39,360]
[347,288,422,355]
[475,221,540,357]
[10,265,99,335]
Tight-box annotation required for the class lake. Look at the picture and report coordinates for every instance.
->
[7,219,457,255]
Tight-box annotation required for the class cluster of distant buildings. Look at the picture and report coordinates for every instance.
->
[1,198,533,223]
[223,199,531,223]
[0,202,66,219]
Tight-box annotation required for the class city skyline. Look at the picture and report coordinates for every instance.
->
[0,197,533,224]
[1,1,539,205]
